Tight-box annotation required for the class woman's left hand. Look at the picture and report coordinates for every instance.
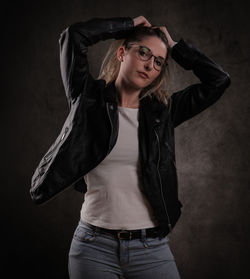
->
[152,26,177,48]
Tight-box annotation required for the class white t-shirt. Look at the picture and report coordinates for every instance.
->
[80,106,159,230]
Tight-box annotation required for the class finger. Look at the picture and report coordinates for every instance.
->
[141,21,151,27]
[143,17,151,27]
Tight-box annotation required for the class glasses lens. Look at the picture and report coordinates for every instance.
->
[135,45,166,71]
[154,58,165,71]
[138,47,151,61]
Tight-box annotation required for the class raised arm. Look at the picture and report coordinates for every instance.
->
[59,17,134,108]
[169,38,231,128]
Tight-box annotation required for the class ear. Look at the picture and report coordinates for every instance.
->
[116,46,126,62]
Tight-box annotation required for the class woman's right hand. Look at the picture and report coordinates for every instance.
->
[133,15,151,27]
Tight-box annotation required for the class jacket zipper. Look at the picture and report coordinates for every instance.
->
[44,126,69,161]
[34,104,113,196]
[153,127,173,233]
[106,102,113,156]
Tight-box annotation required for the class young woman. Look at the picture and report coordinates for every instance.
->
[30,15,231,279]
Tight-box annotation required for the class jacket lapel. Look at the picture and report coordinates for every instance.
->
[102,79,166,111]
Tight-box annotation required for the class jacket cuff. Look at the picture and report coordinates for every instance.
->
[170,38,201,70]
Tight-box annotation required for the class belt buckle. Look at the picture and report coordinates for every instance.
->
[117,230,133,240]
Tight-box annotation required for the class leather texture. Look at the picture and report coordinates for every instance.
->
[30,17,231,236]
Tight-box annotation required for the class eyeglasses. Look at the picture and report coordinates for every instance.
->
[127,43,168,71]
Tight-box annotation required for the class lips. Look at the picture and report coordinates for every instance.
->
[138,71,149,79]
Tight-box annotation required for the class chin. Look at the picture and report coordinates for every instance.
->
[134,77,150,89]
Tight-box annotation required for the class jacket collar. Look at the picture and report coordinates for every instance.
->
[103,79,166,112]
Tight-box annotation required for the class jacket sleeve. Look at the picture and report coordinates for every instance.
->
[59,17,134,108]
[169,38,231,128]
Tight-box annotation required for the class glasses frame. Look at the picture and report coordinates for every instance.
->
[126,43,168,71]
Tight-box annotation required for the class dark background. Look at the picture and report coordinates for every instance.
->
[1,0,250,278]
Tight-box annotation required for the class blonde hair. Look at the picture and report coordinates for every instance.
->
[97,25,173,107]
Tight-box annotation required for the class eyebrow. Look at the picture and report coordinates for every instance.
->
[140,45,166,60]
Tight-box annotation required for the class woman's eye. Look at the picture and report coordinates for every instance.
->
[139,50,147,56]
[156,60,162,66]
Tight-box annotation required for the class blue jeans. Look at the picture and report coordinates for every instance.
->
[68,220,181,279]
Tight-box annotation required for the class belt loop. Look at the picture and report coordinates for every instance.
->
[141,228,146,242]
[140,228,149,248]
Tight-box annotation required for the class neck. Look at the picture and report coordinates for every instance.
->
[115,77,141,108]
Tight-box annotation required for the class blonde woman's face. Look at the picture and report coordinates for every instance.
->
[117,36,167,90]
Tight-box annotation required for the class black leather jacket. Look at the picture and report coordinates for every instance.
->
[30,17,231,237]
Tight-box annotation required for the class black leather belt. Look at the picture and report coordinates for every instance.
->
[80,220,163,240]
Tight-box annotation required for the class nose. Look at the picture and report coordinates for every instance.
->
[144,56,154,71]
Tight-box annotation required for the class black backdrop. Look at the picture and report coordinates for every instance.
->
[1,0,250,278]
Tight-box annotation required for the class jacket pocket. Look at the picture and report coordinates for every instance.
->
[159,141,176,170]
